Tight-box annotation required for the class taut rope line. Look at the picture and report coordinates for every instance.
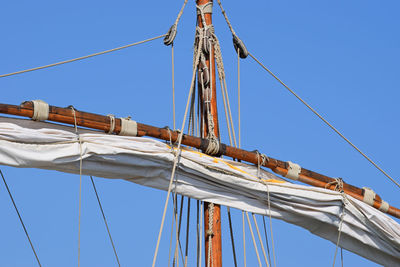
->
[0,34,166,78]
[0,170,42,267]
[249,52,400,189]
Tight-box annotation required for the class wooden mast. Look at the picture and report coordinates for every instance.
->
[196,0,222,266]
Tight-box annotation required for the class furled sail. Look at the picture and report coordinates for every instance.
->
[0,116,399,266]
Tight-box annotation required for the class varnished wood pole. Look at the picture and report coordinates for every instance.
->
[0,101,399,220]
[196,0,223,266]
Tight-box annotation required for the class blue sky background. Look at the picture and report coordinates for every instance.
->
[0,1,399,266]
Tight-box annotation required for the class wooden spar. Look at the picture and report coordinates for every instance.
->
[0,101,399,220]
[196,0,222,266]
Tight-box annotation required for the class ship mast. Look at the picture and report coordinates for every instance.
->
[196,0,222,266]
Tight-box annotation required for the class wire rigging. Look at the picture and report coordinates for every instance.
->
[90,177,121,267]
[0,170,42,267]
[248,52,400,189]
[0,34,166,79]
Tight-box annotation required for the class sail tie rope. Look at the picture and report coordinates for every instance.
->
[215,0,248,58]
[332,194,347,267]
[0,34,167,79]
[325,178,344,193]
[71,106,83,267]
[164,0,188,46]
[106,114,116,134]
[0,170,42,267]
[30,100,49,121]
[248,52,400,189]
[152,28,204,267]
[90,177,121,267]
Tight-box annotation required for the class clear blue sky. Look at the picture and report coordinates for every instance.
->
[0,1,399,266]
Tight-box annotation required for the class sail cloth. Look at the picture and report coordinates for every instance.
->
[0,117,399,266]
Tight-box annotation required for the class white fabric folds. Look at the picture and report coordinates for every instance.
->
[0,117,399,266]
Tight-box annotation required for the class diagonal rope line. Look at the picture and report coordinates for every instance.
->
[249,52,400,189]
[90,176,120,267]
[0,34,167,79]
[0,170,42,267]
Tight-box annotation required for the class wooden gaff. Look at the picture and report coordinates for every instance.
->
[0,101,399,220]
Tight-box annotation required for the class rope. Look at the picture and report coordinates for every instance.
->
[245,212,262,267]
[90,177,120,267]
[252,213,270,267]
[249,52,400,189]
[164,0,188,46]
[332,200,346,267]
[242,211,247,267]
[152,30,204,267]
[71,107,83,267]
[227,208,238,267]
[172,44,176,130]
[0,170,42,267]
[0,34,167,79]
[262,217,273,267]
[184,198,191,267]
[207,203,214,267]
[237,49,241,148]
[266,184,277,267]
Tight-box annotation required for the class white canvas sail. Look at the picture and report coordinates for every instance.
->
[0,116,399,266]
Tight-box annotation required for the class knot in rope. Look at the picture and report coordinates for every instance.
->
[325,177,344,193]
[233,34,249,59]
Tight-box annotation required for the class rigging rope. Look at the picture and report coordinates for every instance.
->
[248,52,400,189]
[242,211,247,267]
[245,212,262,267]
[252,214,270,267]
[164,0,188,46]
[90,177,120,267]
[71,107,83,267]
[152,29,204,267]
[0,34,166,79]
[172,44,176,130]
[262,216,273,267]
[332,196,347,267]
[184,198,191,267]
[0,170,42,267]
[237,48,241,148]
[227,208,238,267]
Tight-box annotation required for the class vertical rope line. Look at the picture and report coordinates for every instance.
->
[196,200,200,267]
[184,198,191,267]
[173,193,180,267]
[168,194,175,266]
[172,43,176,130]
[262,216,272,267]
[90,177,120,267]
[199,201,204,267]
[0,170,42,267]
[219,76,234,146]
[245,212,262,267]
[237,48,241,148]
[252,214,270,267]
[71,107,83,267]
[340,248,344,267]
[332,200,346,267]
[152,32,203,267]
[242,211,246,267]
[227,207,238,267]
[266,185,277,267]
